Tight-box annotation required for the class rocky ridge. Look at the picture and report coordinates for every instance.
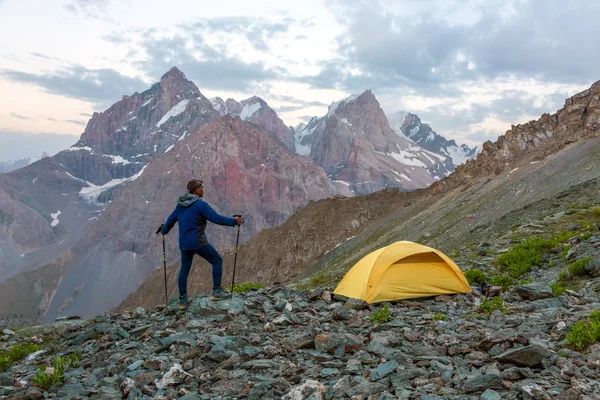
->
[2,275,600,399]
[210,96,295,153]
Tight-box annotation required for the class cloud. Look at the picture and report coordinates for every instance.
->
[466,130,502,143]
[47,117,58,121]
[308,0,600,92]
[276,105,304,112]
[64,0,114,22]
[79,113,92,117]
[134,35,278,91]
[1,66,148,104]
[270,95,328,107]
[65,119,86,126]
[183,17,291,52]
[10,112,33,121]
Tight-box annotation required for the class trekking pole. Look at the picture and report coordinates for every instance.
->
[155,224,168,306]
[230,215,242,295]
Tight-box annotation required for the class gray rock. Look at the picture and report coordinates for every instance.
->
[494,344,554,367]
[320,367,339,377]
[25,386,43,400]
[128,323,154,336]
[516,283,554,300]
[240,359,278,370]
[314,332,363,353]
[2,329,15,335]
[462,372,503,393]
[480,388,501,400]
[390,368,426,389]
[56,383,87,397]
[345,298,368,310]
[370,360,398,381]
[585,259,600,277]
[127,360,144,371]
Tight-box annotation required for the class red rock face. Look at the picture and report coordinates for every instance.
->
[296,90,444,195]
[43,115,336,318]
[211,96,296,153]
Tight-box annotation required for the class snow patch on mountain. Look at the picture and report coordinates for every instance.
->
[446,144,479,166]
[79,165,148,204]
[156,99,190,127]
[240,102,262,120]
[103,155,130,165]
[50,210,61,227]
[327,94,359,117]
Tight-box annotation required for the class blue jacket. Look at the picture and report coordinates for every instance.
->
[162,194,238,250]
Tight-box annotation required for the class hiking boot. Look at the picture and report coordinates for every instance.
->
[211,287,232,301]
[178,295,192,310]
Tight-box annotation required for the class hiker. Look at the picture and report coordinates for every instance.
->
[160,179,244,309]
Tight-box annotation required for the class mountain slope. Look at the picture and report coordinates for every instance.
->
[42,115,336,320]
[210,96,296,152]
[119,79,600,310]
[387,111,478,166]
[293,91,451,195]
[0,68,221,278]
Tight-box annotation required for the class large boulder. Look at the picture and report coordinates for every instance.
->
[515,283,554,300]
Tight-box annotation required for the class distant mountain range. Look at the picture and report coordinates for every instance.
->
[0,67,478,325]
[0,131,78,163]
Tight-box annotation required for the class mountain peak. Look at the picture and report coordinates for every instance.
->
[160,66,187,81]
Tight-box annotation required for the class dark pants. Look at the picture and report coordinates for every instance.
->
[179,244,222,298]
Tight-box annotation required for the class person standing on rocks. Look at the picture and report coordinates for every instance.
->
[160,179,244,309]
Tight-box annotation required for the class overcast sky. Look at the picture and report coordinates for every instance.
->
[0,0,598,147]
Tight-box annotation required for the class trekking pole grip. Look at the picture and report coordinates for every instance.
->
[155,224,164,235]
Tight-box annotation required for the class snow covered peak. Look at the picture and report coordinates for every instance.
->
[210,97,228,116]
[327,93,360,117]
[387,111,413,143]
[294,122,307,132]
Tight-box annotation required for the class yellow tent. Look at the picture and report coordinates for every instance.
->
[333,241,472,303]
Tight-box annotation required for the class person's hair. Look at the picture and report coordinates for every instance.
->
[187,179,203,193]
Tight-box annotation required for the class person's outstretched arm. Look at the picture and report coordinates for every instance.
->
[162,205,180,234]
[200,202,238,226]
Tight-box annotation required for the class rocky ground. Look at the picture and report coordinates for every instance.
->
[2,266,600,400]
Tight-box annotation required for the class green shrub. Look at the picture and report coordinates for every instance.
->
[590,310,600,324]
[51,356,66,385]
[371,304,391,324]
[310,270,329,286]
[0,343,43,372]
[232,282,265,293]
[581,232,592,241]
[569,257,592,276]
[554,231,578,244]
[548,261,557,267]
[551,282,568,296]
[490,275,514,290]
[433,313,447,321]
[566,318,600,351]
[33,356,66,390]
[592,207,600,216]
[498,237,555,277]
[465,269,488,285]
[481,296,508,314]
[563,245,573,258]
[558,271,569,282]
[68,351,82,368]
[33,366,52,390]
